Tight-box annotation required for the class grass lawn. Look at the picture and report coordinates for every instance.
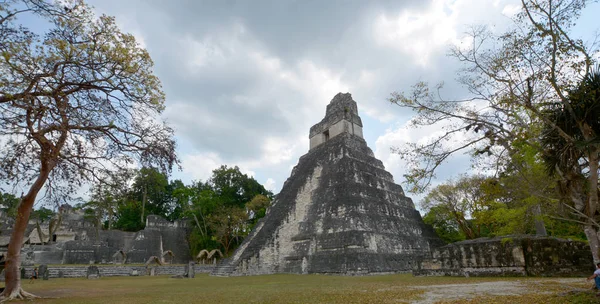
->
[15,273,600,304]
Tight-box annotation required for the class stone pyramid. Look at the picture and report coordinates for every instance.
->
[212,93,442,276]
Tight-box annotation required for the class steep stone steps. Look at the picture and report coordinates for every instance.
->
[210,259,235,277]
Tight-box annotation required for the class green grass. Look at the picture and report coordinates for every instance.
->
[14,273,598,304]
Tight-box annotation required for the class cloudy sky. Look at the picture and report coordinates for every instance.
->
[84,0,598,204]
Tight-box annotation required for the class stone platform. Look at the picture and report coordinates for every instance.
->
[413,235,593,277]
[17,264,215,279]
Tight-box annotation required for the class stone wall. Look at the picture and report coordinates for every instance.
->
[10,214,192,265]
[20,265,215,278]
[413,236,593,277]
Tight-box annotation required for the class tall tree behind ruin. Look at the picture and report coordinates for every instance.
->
[389,0,599,260]
[0,0,177,300]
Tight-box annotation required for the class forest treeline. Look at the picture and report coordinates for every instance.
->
[1,165,272,257]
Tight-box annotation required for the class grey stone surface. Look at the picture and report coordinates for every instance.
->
[187,262,195,278]
[309,93,363,150]
[86,265,100,279]
[212,93,442,276]
[39,264,49,280]
[413,235,593,277]
[20,265,215,278]
[2,211,192,265]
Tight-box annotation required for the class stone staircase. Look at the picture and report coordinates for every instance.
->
[210,259,236,277]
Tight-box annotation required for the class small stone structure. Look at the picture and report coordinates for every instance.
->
[212,93,442,276]
[186,261,195,278]
[39,264,49,280]
[86,265,100,279]
[0,205,192,265]
[413,235,593,277]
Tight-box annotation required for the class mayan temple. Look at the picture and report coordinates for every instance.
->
[212,93,442,276]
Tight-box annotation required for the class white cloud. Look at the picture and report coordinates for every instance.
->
[180,152,259,183]
[264,178,276,192]
[86,0,531,195]
[374,116,480,203]
[502,4,522,17]
[373,0,461,67]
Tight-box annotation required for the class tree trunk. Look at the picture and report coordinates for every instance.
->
[191,213,204,235]
[108,205,113,230]
[584,225,600,263]
[533,204,547,236]
[0,162,53,300]
[141,185,146,225]
[35,221,47,245]
[586,148,599,262]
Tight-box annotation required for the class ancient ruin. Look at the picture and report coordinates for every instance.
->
[212,93,443,276]
[0,205,192,265]
[413,235,593,277]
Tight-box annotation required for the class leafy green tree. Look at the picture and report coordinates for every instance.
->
[246,194,271,228]
[209,165,273,208]
[114,200,145,232]
[389,0,599,260]
[130,167,171,224]
[421,175,487,239]
[86,169,135,230]
[540,65,600,256]
[30,207,54,224]
[167,179,188,221]
[208,206,248,255]
[0,0,176,298]
[422,205,465,243]
[0,192,20,218]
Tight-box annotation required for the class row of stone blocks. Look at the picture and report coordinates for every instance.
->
[19,264,216,279]
[413,236,593,277]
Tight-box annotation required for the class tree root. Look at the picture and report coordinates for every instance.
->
[0,288,39,302]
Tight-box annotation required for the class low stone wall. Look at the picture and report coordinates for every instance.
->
[413,236,593,277]
[20,264,215,279]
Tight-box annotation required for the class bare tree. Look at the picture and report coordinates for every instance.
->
[0,0,177,300]
[390,0,599,259]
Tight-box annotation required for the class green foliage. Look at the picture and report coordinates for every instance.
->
[208,206,249,255]
[420,175,487,239]
[31,207,54,223]
[113,201,144,232]
[422,205,465,243]
[246,194,271,228]
[0,192,19,218]
[188,229,220,257]
[209,165,273,209]
[130,167,171,221]
[500,237,514,245]
[76,165,275,255]
[388,0,599,258]
[541,65,600,177]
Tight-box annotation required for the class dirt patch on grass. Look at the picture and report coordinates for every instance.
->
[409,278,588,304]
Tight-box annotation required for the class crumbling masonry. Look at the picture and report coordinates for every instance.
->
[212,93,443,276]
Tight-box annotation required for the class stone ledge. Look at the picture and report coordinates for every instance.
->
[413,236,593,277]
[20,264,215,278]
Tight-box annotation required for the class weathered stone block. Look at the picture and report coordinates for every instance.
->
[414,236,593,277]
[39,264,49,280]
[86,265,100,279]
[212,93,442,276]
[187,262,195,278]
